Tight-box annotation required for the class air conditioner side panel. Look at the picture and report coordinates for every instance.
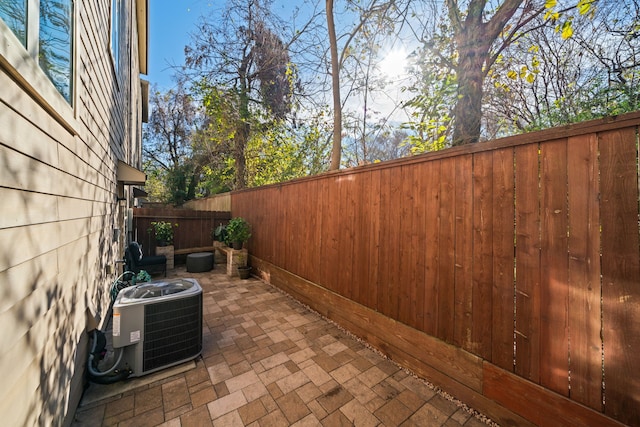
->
[112,304,144,348]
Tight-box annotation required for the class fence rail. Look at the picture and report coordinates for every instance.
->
[232,112,640,426]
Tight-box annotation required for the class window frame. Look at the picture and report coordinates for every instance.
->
[0,0,77,133]
[110,0,123,83]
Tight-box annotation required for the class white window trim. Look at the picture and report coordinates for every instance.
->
[0,1,78,135]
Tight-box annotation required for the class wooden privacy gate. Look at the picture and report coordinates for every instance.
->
[232,112,640,426]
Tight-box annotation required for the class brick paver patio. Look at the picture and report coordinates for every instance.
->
[73,265,494,426]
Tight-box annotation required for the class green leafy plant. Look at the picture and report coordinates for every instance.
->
[149,221,178,246]
[212,223,228,242]
[226,217,251,248]
[135,270,151,283]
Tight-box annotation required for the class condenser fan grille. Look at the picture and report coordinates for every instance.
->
[143,294,203,372]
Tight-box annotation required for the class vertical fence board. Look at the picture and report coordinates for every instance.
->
[539,139,570,396]
[438,157,456,344]
[599,127,640,425]
[327,178,342,293]
[342,175,357,299]
[399,166,415,326]
[307,180,322,284]
[368,170,381,311]
[566,133,603,411]
[491,148,515,371]
[514,144,541,382]
[281,186,292,272]
[424,160,441,336]
[378,168,392,315]
[352,172,368,305]
[265,188,278,264]
[472,152,494,360]
[412,163,427,330]
[454,156,474,351]
[387,167,403,319]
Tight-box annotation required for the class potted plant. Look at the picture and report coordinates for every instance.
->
[226,217,251,250]
[149,221,178,270]
[149,221,177,246]
[235,252,251,279]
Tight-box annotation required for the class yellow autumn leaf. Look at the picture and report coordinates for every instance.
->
[526,73,535,83]
[545,0,557,8]
[561,21,574,39]
[577,0,592,15]
[507,70,518,80]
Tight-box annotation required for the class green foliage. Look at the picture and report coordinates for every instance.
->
[484,0,640,136]
[245,120,327,186]
[143,83,205,205]
[212,223,228,242]
[226,217,251,244]
[401,38,457,152]
[148,221,178,246]
[135,270,151,283]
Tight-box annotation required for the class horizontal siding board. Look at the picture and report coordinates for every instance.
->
[0,188,59,228]
[0,72,75,147]
[0,101,61,166]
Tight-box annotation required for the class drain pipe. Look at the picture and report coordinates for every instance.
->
[87,329,131,384]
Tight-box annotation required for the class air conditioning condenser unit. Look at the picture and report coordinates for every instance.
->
[112,278,203,377]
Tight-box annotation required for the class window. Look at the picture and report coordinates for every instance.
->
[0,0,27,46]
[111,0,122,72]
[0,0,74,103]
[39,1,74,102]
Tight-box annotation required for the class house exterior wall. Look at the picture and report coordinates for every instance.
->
[0,1,147,425]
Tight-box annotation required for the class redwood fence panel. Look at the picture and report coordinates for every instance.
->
[231,112,640,426]
[132,208,230,256]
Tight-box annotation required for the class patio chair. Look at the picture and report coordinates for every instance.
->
[124,241,167,277]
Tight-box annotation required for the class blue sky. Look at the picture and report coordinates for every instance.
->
[146,1,410,120]
[147,1,301,91]
[147,1,216,90]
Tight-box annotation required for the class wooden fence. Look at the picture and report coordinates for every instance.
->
[232,112,640,426]
[183,192,232,212]
[132,208,230,256]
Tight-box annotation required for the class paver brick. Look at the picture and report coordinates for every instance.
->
[191,385,217,408]
[317,385,354,413]
[207,390,247,419]
[340,399,381,427]
[180,405,213,427]
[237,398,267,424]
[277,391,311,423]
[374,398,413,425]
[275,369,310,394]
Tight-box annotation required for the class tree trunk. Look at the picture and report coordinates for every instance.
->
[447,0,524,146]
[234,121,249,189]
[452,35,490,145]
[236,56,251,189]
[327,0,342,170]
